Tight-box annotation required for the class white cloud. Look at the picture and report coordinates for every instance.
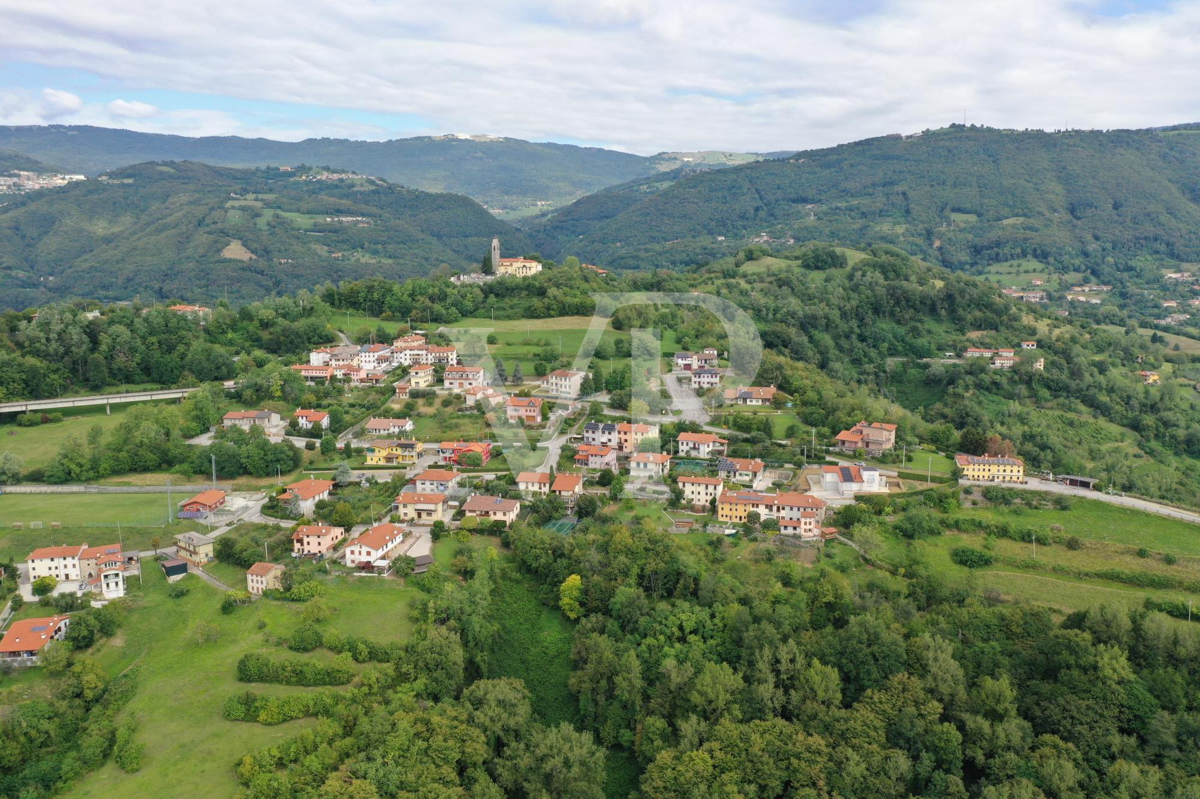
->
[107,98,158,118]
[39,88,83,119]
[0,0,1199,152]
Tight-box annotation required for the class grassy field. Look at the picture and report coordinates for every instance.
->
[1099,324,1200,354]
[51,560,435,799]
[323,309,407,338]
[955,495,1200,556]
[0,406,140,471]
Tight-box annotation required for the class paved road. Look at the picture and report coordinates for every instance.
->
[0,381,237,415]
[662,373,710,424]
[963,477,1200,526]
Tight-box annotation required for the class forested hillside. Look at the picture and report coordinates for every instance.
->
[530,125,1200,277]
[0,148,56,174]
[0,126,742,212]
[0,161,532,308]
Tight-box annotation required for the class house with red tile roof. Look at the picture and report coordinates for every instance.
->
[292,525,346,558]
[506,396,543,424]
[677,432,728,458]
[678,476,723,509]
[833,421,897,453]
[0,616,70,662]
[294,408,328,430]
[463,495,522,527]
[551,474,584,507]
[246,562,285,595]
[179,489,226,515]
[343,523,407,570]
[518,471,551,496]
[575,444,617,470]
[280,479,335,516]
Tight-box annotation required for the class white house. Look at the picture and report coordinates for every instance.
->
[691,369,720,389]
[718,457,765,484]
[444,365,486,392]
[542,369,588,398]
[679,476,723,509]
[676,432,727,458]
[517,471,551,496]
[343,523,407,570]
[584,422,620,448]
[629,452,671,479]
[365,417,415,436]
[412,469,462,494]
[294,408,328,430]
[463,495,522,527]
[820,464,887,497]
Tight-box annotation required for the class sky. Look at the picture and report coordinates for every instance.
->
[0,0,1198,154]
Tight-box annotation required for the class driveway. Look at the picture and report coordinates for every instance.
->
[963,477,1200,526]
[662,373,710,424]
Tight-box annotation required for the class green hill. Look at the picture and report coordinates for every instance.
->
[0,160,533,308]
[0,148,58,174]
[530,125,1200,277]
[0,126,760,214]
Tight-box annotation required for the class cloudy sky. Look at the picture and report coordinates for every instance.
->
[0,0,1197,154]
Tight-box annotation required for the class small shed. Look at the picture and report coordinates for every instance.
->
[160,558,189,582]
[411,554,435,574]
[1058,475,1097,490]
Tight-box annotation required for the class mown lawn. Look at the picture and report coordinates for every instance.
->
[0,406,138,471]
[56,562,428,799]
[955,496,1200,556]
[0,493,181,527]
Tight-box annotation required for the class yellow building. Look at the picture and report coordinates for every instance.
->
[717,491,776,524]
[954,454,1025,483]
[365,439,424,465]
[408,365,435,388]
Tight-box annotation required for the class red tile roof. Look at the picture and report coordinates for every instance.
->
[0,616,69,654]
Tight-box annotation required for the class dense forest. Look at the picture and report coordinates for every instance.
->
[529,125,1200,279]
[0,126,751,211]
[0,161,533,309]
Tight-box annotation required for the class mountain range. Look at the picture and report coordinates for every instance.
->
[0,160,531,308]
[529,124,1200,278]
[0,125,768,214]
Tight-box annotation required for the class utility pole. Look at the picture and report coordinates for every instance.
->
[927,456,932,483]
[211,453,217,487]
[166,480,172,525]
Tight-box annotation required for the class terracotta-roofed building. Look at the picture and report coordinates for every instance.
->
[292,525,346,557]
[407,364,435,387]
[343,523,407,570]
[0,616,70,661]
[292,364,335,383]
[833,421,898,453]
[464,385,505,407]
[518,471,551,496]
[678,476,723,509]
[575,444,617,470]
[439,441,492,466]
[677,432,727,458]
[955,454,1025,483]
[722,386,777,406]
[463,495,522,527]
[542,369,588,398]
[412,469,462,493]
[506,396,543,424]
[179,489,226,515]
[617,422,658,453]
[280,479,336,516]
[775,492,827,522]
[222,410,282,430]
[629,452,671,479]
[365,439,423,466]
[717,491,777,523]
[365,417,414,435]
[551,473,583,507]
[820,464,886,496]
[294,408,328,430]
[246,562,285,595]
[444,365,486,392]
[392,493,448,523]
[718,457,765,484]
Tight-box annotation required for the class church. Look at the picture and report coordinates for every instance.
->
[491,237,543,277]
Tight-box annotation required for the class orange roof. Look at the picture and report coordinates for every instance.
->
[348,523,405,552]
[0,616,69,654]
[440,441,489,453]
[721,457,764,473]
[282,479,335,501]
[413,469,460,482]
[679,476,722,486]
[79,543,122,560]
[395,493,446,505]
[291,525,344,540]
[28,545,84,561]
[631,453,671,464]
[518,471,551,484]
[410,364,434,372]
[295,409,328,422]
[776,492,825,509]
[679,432,727,444]
[552,474,583,492]
[464,495,520,513]
[247,562,284,577]
[547,369,584,378]
[183,489,226,508]
[507,396,542,408]
[445,365,483,374]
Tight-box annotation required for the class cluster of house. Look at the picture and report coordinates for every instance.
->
[168,304,212,320]
[673,348,721,388]
[710,488,832,538]
[24,543,138,601]
[1158,313,1192,326]
[954,454,1025,483]
[295,335,460,386]
[0,170,86,194]
[1139,370,1161,385]
[1000,288,1047,303]
[722,386,777,406]
[963,342,1044,371]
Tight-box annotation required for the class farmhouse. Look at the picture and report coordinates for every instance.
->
[292,525,346,558]
[222,410,282,431]
[717,491,777,523]
[392,493,448,523]
[506,396,543,424]
[691,368,721,389]
[365,417,414,435]
[833,421,897,453]
[343,523,407,570]
[0,616,70,662]
[280,478,335,516]
[179,489,226,516]
[463,495,522,527]
[174,531,215,564]
[677,432,727,458]
[27,543,130,599]
[444,365,486,392]
[246,562,285,595]
[955,454,1025,483]
[292,364,334,383]
[723,386,777,406]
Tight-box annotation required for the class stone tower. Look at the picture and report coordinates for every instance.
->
[490,237,501,270]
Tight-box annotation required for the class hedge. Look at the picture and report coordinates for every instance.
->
[950,546,994,568]
[223,690,342,725]
[236,652,354,686]
[286,625,401,663]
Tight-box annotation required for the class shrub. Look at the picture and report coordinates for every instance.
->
[1164,553,1178,565]
[236,652,354,686]
[288,625,323,652]
[113,720,143,773]
[1138,547,1150,558]
[1065,536,1083,551]
[951,547,995,568]
[167,583,191,598]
